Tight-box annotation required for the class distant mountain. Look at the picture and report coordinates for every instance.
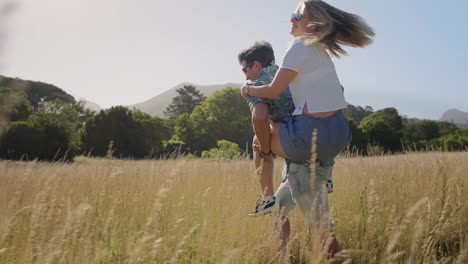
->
[80,100,101,112]
[130,82,242,117]
[440,109,468,126]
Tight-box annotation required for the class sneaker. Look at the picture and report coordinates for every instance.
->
[249,196,276,217]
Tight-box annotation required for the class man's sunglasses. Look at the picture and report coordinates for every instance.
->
[291,12,302,21]
[242,63,253,73]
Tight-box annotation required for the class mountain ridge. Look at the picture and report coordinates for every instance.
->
[129,82,242,117]
[3,74,467,125]
[440,108,468,126]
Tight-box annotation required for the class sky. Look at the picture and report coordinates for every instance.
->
[2,0,468,120]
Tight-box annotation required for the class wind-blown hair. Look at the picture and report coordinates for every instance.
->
[299,0,375,57]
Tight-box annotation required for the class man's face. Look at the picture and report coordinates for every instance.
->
[241,60,261,81]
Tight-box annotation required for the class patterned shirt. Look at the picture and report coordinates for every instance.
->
[246,65,294,122]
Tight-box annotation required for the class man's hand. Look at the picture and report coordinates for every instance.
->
[240,83,250,98]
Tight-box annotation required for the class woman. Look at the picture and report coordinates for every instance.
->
[242,0,374,163]
[241,0,374,259]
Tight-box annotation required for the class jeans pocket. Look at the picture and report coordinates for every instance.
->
[316,162,334,182]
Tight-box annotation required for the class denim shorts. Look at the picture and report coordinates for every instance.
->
[279,111,351,162]
[275,160,334,230]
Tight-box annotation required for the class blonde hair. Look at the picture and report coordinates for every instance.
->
[298,0,375,57]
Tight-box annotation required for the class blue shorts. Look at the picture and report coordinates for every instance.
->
[279,111,351,162]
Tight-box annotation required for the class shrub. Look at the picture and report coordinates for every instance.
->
[201,140,241,159]
[0,120,77,161]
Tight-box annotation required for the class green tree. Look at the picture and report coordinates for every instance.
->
[41,121,78,160]
[191,88,252,153]
[402,120,440,150]
[174,88,252,154]
[359,107,403,152]
[172,113,194,145]
[75,99,98,123]
[0,75,75,109]
[82,106,170,158]
[0,99,88,161]
[31,100,81,160]
[0,87,33,123]
[133,110,172,157]
[0,102,80,161]
[342,104,374,123]
[347,120,368,153]
[31,100,82,148]
[439,130,468,151]
[0,121,45,160]
[437,121,459,136]
[164,85,206,119]
[82,106,140,157]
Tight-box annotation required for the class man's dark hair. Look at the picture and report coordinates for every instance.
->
[238,41,275,68]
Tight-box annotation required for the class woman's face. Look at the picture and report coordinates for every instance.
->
[290,3,310,37]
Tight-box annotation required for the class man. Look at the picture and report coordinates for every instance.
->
[238,41,294,216]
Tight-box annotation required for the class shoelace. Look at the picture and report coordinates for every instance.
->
[255,197,264,207]
[255,197,273,208]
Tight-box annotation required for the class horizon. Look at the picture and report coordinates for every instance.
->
[3,74,466,121]
[2,0,468,120]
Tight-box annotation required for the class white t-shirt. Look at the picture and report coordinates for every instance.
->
[280,38,346,116]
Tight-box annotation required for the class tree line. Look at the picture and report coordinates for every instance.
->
[0,77,467,161]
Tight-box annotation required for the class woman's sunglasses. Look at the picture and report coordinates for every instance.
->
[291,12,302,21]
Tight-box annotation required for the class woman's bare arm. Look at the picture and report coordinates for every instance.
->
[244,68,297,99]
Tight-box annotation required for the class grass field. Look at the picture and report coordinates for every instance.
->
[1,152,467,263]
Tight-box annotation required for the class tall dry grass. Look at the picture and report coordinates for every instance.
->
[0,152,467,263]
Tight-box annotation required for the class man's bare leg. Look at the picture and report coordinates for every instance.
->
[252,103,274,196]
[252,136,274,196]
